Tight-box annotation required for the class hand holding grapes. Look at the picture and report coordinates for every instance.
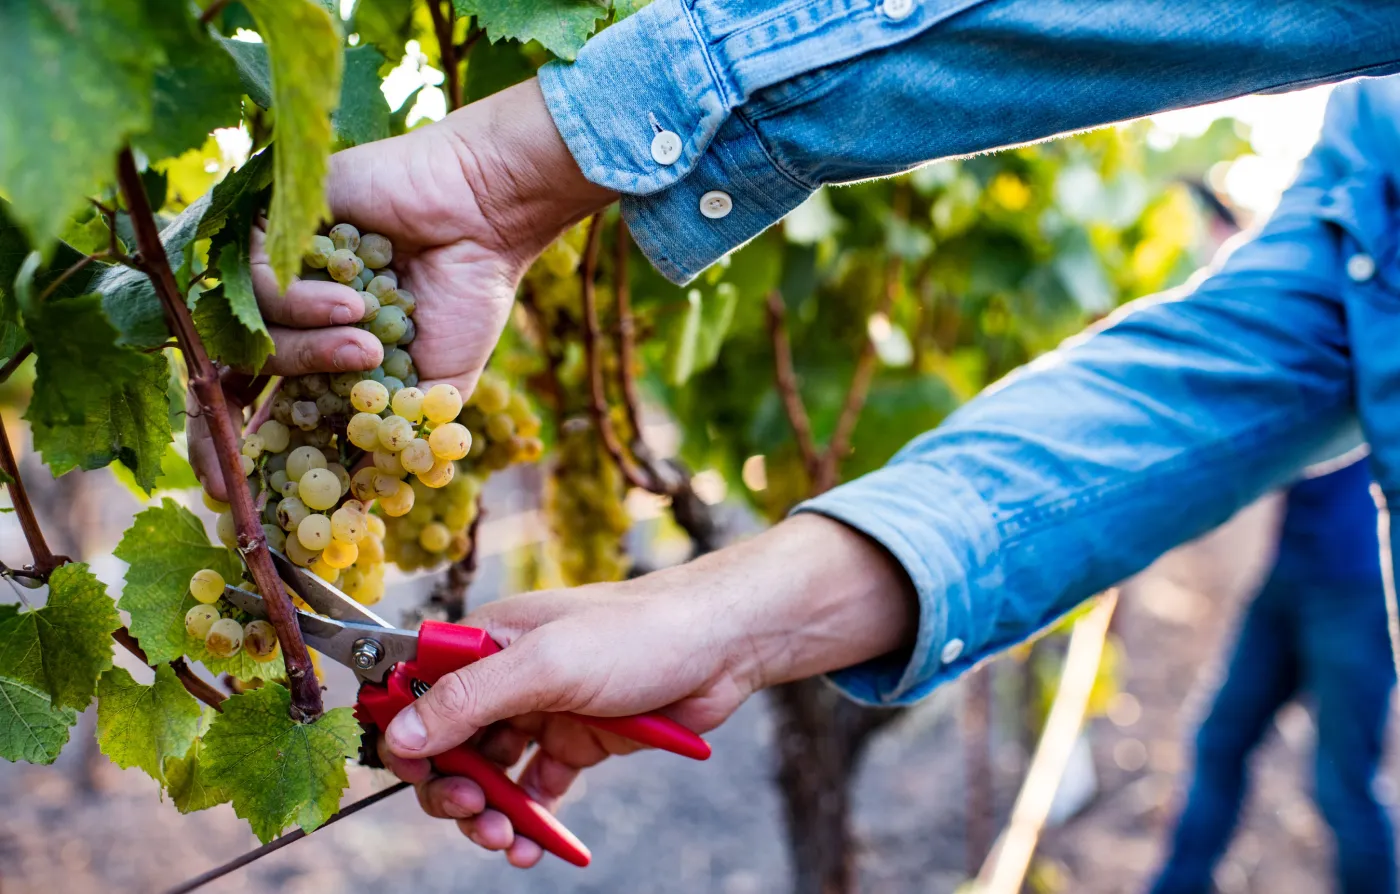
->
[192,78,614,500]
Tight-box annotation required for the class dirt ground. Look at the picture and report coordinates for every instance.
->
[2,464,1392,894]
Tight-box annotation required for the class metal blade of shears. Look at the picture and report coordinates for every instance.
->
[266,548,392,629]
[221,584,417,684]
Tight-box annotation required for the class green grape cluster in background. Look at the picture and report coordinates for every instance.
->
[545,417,631,586]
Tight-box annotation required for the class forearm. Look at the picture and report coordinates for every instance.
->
[541,0,1400,282]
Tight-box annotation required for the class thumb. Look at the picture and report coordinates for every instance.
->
[384,635,569,758]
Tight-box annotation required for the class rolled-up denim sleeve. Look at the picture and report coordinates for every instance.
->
[539,0,1400,282]
[800,204,1363,705]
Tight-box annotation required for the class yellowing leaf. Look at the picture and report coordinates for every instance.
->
[0,564,119,711]
[453,0,605,61]
[201,686,360,843]
[95,665,202,784]
[240,0,344,289]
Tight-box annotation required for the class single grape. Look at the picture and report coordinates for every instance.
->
[350,467,379,502]
[367,365,388,383]
[429,422,472,461]
[298,513,333,551]
[285,533,320,568]
[331,505,367,542]
[277,497,310,532]
[240,433,265,460]
[517,437,544,462]
[391,386,425,423]
[327,463,351,496]
[190,569,225,605]
[354,267,373,291]
[358,290,381,322]
[185,605,221,640]
[381,375,405,398]
[265,451,288,475]
[262,498,282,527]
[419,458,455,488]
[202,492,230,514]
[286,446,328,482]
[327,248,361,284]
[378,415,415,451]
[399,317,416,345]
[329,223,361,252]
[371,469,401,498]
[243,620,280,662]
[291,400,321,431]
[486,413,516,442]
[400,438,435,475]
[304,423,334,448]
[323,538,359,569]
[367,514,387,538]
[366,275,397,299]
[368,305,408,344]
[351,379,390,414]
[316,392,347,418]
[390,289,417,316]
[403,372,419,388]
[378,479,416,516]
[262,523,287,553]
[358,534,386,565]
[299,468,341,511]
[216,511,238,549]
[304,235,335,269]
[423,384,464,424]
[310,556,340,584]
[374,448,408,479]
[358,233,393,269]
[271,393,296,427]
[301,373,330,398]
[345,412,382,452]
[382,348,413,381]
[256,419,291,453]
[279,478,299,500]
[469,372,510,414]
[419,522,451,553]
[205,618,244,658]
[331,372,362,398]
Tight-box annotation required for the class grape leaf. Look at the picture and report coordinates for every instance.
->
[139,21,245,164]
[0,0,164,245]
[239,0,344,289]
[0,201,100,366]
[164,733,229,813]
[0,676,76,764]
[114,500,286,680]
[23,294,172,492]
[353,0,417,63]
[614,0,651,18]
[452,0,605,60]
[0,564,119,711]
[201,685,360,843]
[465,36,538,104]
[95,665,202,784]
[193,284,275,370]
[196,148,275,243]
[217,36,273,109]
[335,45,392,147]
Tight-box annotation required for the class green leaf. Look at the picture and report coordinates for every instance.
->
[0,564,119,711]
[114,500,285,681]
[95,665,202,784]
[335,45,392,147]
[198,149,276,242]
[139,23,245,163]
[240,0,344,289]
[217,36,273,109]
[202,686,360,843]
[353,0,417,63]
[193,284,275,370]
[0,201,98,365]
[0,0,163,245]
[665,289,702,386]
[693,283,738,373]
[164,733,229,813]
[465,36,538,104]
[23,294,172,491]
[0,676,76,764]
[453,0,605,60]
[614,0,651,18]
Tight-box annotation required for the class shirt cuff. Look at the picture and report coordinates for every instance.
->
[793,460,1001,706]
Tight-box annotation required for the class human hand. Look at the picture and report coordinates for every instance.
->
[193,78,615,500]
[378,514,918,865]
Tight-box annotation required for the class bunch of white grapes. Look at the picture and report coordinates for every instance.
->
[182,569,280,660]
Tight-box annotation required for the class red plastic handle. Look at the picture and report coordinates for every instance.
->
[414,621,712,761]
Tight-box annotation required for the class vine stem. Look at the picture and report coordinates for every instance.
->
[613,219,647,456]
[112,627,226,711]
[162,781,411,894]
[115,148,323,722]
[0,411,68,575]
[427,0,463,111]
[764,291,823,485]
[0,344,33,384]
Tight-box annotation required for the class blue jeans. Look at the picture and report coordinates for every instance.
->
[1150,573,1396,894]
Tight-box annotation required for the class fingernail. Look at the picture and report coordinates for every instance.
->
[333,343,366,371]
[387,706,427,752]
[330,304,355,325]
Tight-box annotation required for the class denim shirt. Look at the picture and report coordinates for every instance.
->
[540,0,1400,283]
[539,4,1400,706]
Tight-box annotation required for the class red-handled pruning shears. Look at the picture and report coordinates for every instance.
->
[222,550,711,867]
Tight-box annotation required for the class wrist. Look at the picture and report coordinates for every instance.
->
[690,514,919,694]
[441,79,618,267]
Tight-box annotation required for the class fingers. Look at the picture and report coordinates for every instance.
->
[250,225,366,328]
[385,633,569,758]
[260,325,383,377]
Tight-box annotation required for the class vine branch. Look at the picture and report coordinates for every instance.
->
[163,781,412,894]
[613,219,648,457]
[0,344,33,386]
[115,148,322,722]
[0,411,68,576]
[112,627,226,711]
[421,500,485,624]
[427,0,464,111]
[765,291,822,485]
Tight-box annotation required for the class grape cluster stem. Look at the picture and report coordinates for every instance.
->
[116,148,324,722]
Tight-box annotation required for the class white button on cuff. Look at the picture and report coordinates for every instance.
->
[1347,252,1377,283]
[940,639,964,664]
[650,130,682,165]
[883,0,915,20]
[699,190,733,220]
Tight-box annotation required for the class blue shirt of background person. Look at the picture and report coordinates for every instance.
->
[1150,458,1396,894]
